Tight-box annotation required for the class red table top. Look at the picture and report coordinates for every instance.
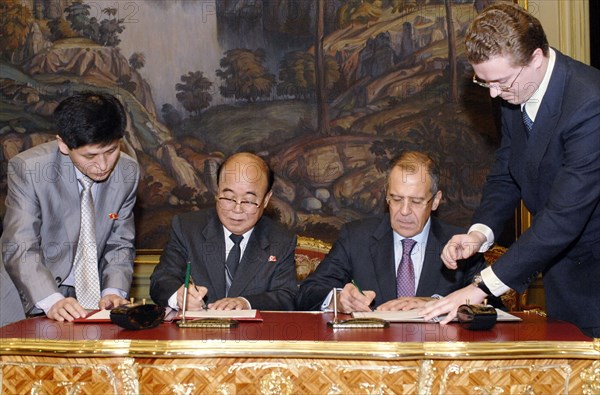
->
[0,311,592,343]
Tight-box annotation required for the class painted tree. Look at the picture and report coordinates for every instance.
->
[161,103,182,128]
[64,2,124,47]
[278,51,340,100]
[98,8,125,47]
[129,52,146,70]
[64,2,97,40]
[315,0,330,134]
[216,49,275,103]
[47,17,76,40]
[445,0,458,102]
[175,71,213,116]
[0,2,32,62]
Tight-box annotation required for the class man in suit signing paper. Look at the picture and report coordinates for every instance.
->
[0,92,140,325]
[150,152,297,311]
[296,151,488,313]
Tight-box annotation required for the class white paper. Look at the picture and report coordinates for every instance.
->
[180,309,258,319]
[84,309,112,320]
[352,309,521,322]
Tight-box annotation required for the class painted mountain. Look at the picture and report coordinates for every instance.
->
[0,0,502,248]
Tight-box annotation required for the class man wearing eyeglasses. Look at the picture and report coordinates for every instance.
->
[422,3,600,338]
[296,151,489,313]
[150,152,297,311]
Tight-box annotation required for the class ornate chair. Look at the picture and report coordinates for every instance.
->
[483,245,546,315]
[295,236,331,282]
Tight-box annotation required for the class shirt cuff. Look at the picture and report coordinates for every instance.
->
[101,288,127,299]
[168,292,179,310]
[35,293,65,315]
[481,266,511,297]
[321,288,342,311]
[238,296,251,309]
[468,223,495,252]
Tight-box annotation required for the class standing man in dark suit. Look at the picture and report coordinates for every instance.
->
[0,92,140,325]
[422,3,600,338]
[296,151,487,313]
[150,152,297,311]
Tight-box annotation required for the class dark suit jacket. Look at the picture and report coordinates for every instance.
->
[0,141,139,326]
[473,50,600,337]
[150,209,298,311]
[296,215,486,311]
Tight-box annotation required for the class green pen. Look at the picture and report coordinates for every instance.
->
[181,261,191,322]
[351,279,366,295]
[352,279,374,311]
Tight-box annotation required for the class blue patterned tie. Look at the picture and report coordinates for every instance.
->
[225,234,243,296]
[397,239,417,297]
[522,106,534,137]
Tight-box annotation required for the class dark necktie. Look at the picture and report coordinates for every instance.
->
[522,106,534,137]
[397,238,417,297]
[225,234,243,296]
[73,177,101,309]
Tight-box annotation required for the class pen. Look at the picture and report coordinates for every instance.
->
[352,279,374,311]
[190,275,199,292]
[190,274,208,310]
[351,279,365,295]
[181,261,191,323]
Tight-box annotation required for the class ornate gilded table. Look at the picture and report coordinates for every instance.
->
[1,312,598,394]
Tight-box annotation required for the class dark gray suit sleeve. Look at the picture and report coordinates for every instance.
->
[150,216,189,307]
[296,227,354,311]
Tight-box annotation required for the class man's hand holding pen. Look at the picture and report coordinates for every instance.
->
[331,282,376,313]
[176,277,208,311]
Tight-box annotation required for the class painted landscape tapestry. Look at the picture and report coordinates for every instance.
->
[0,0,504,248]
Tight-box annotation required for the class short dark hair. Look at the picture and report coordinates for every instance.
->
[54,92,126,149]
[466,2,549,66]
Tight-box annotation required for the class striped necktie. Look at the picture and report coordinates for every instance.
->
[225,234,243,296]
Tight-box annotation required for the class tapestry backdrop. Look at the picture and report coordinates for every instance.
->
[0,0,507,248]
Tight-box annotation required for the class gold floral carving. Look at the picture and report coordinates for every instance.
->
[326,383,342,395]
[418,360,435,395]
[216,383,235,395]
[171,383,197,395]
[117,358,139,395]
[581,361,600,395]
[259,370,294,395]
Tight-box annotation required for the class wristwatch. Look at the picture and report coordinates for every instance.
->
[471,273,492,296]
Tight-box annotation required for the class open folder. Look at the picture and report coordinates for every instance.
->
[175,309,263,322]
[352,308,521,322]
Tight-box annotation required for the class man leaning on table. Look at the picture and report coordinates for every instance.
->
[0,92,139,326]
[296,151,490,313]
[421,3,600,338]
[150,152,298,311]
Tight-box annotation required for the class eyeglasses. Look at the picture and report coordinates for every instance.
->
[472,66,524,92]
[386,194,435,209]
[217,196,262,214]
